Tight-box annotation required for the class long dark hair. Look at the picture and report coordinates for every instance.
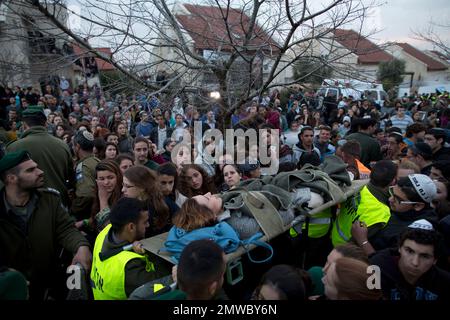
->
[178,164,217,198]
[124,165,170,230]
[90,159,123,228]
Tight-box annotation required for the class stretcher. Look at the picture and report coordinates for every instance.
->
[141,180,369,263]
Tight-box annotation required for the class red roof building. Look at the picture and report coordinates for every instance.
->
[396,43,447,71]
[71,43,116,72]
[175,4,280,55]
[331,29,393,64]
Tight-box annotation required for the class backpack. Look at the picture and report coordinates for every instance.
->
[159,221,273,264]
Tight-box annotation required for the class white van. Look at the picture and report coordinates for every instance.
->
[317,79,387,107]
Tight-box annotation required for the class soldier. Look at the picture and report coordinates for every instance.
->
[0,151,91,300]
[6,105,74,207]
[71,130,100,220]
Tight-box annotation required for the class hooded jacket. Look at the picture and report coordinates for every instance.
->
[292,142,321,165]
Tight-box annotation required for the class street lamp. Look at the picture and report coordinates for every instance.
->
[210,91,221,99]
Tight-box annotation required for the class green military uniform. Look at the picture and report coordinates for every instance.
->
[0,183,90,299]
[6,109,74,207]
[71,154,100,220]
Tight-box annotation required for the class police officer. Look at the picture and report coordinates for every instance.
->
[0,151,91,300]
[71,130,100,219]
[6,105,74,207]
[331,160,397,249]
[91,197,162,300]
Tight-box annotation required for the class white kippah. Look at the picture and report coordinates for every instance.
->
[408,219,434,231]
[82,130,94,141]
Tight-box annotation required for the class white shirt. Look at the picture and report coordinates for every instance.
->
[157,126,167,150]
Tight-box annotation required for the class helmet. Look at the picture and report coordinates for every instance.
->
[407,174,437,203]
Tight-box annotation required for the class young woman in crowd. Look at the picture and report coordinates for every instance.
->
[115,122,134,154]
[321,257,382,300]
[54,124,69,139]
[222,164,242,190]
[122,165,179,237]
[157,162,188,208]
[178,164,217,198]
[115,153,134,175]
[213,153,234,191]
[75,159,123,236]
[104,142,119,160]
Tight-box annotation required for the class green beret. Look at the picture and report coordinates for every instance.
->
[0,150,31,174]
[22,105,46,118]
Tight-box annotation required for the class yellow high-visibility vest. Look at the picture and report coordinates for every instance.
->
[331,186,390,247]
[90,224,155,300]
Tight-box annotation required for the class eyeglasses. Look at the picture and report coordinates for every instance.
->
[388,186,421,205]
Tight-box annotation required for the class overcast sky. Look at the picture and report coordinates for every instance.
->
[363,0,450,49]
[69,0,450,51]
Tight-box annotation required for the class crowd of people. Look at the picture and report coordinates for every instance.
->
[0,83,450,301]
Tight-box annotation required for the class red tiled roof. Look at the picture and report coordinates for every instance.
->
[71,44,116,71]
[397,43,447,71]
[332,29,393,64]
[176,4,280,55]
[429,50,449,61]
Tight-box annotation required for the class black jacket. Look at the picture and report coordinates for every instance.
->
[432,146,450,161]
[371,208,437,251]
[370,248,450,300]
[149,126,173,148]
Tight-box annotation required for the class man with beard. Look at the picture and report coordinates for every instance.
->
[90,197,162,300]
[332,160,397,250]
[0,151,91,299]
[292,126,321,167]
[7,106,74,208]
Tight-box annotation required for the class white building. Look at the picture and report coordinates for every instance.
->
[0,0,75,90]
[305,29,393,83]
[386,43,449,88]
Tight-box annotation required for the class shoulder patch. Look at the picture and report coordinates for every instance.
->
[45,187,61,195]
[76,162,83,181]
[38,187,61,196]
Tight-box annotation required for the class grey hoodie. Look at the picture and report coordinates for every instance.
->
[292,142,321,165]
